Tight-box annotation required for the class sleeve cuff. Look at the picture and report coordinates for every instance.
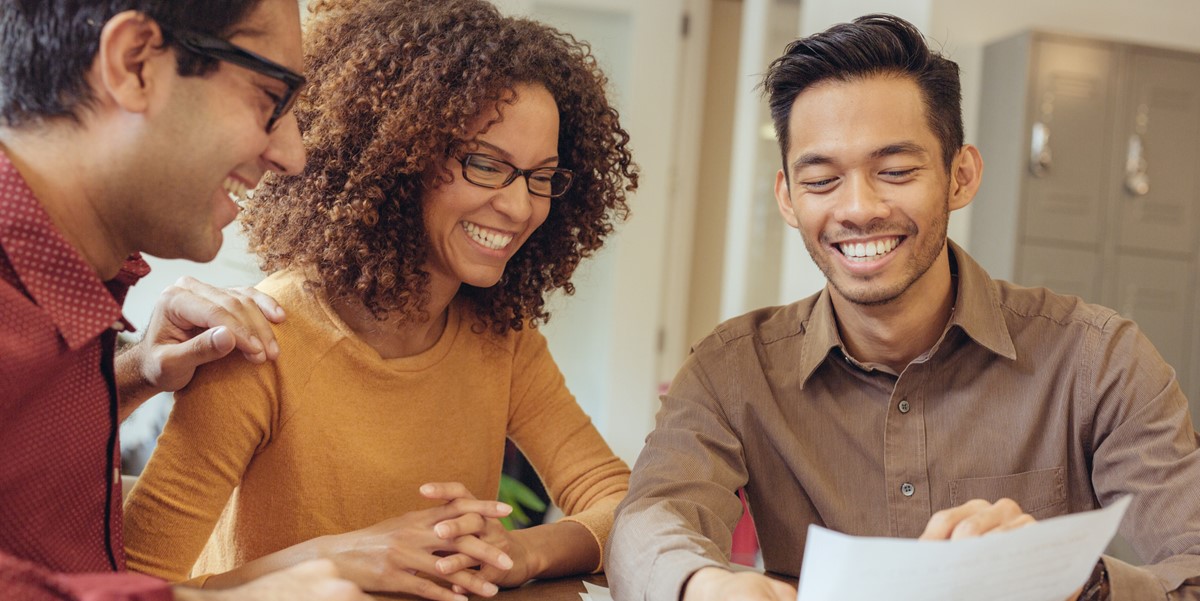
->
[1102,555,1168,600]
[645,551,726,601]
[53,571,173,601]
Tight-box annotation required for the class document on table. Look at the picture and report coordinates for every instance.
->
[797,495,1130,601]
[579,581,613,601]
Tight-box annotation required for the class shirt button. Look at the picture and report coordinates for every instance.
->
[898,399,911,413]
[110,321,125,331]
[901,483,915,497]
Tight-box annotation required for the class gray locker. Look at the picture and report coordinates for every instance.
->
[971,31,1200,425]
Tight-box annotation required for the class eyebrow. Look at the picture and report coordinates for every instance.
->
[870,141,928,160]
[475,140,558,167]
[790,141,929,175]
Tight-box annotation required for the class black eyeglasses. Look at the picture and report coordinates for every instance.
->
[455,153,575,199]
[166,27,306,133]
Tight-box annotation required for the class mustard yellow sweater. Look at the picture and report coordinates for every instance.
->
[122,270,629,583]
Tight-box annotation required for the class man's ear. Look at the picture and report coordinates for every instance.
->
[93,11,170,115]
[948,144,983,212]
[775,168,799,228]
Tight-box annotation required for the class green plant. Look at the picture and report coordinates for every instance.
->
[497,474,548,530]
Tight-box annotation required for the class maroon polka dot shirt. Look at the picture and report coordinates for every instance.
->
[1,152,169,600]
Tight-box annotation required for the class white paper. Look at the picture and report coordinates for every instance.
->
[797,496,1130,601]
[579,580,613,601]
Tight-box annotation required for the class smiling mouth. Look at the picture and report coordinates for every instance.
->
[222,177,251,205]
[461,221,515,250]
[837,236,902,262]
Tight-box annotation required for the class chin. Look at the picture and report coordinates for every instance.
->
[460,269,506,289]
[172,232,224,263]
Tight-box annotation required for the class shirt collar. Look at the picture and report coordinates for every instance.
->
[944,239,1017,361]
[0,151,147,350]
[795,286,842,388]
[794,239,1016,388]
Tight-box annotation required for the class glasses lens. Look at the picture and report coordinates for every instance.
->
[463,155,513,187]
[526,170,574,198]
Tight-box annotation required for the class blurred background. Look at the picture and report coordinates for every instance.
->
[121,0,1200,494]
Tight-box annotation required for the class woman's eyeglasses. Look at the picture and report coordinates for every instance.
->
[456,153,575,199]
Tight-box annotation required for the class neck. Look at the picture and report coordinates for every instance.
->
[0,126,129,280]
[329,270,462,360]
[829,245,956,374]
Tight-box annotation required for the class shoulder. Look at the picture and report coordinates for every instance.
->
[693,295,818,355]
[256,270,345,352]
[992,278,1119,334]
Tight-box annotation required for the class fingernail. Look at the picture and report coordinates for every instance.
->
[435,523,450,538]
[269,340,280,358]
[484,583,499,596]
[420,484,435,495]
[211,326,233,349]
[436,559,449,573]
[249,335,264,352]
[453,595,468,601]
[499,554,513,569]
[273,306,286,320]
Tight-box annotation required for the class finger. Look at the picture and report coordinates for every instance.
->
[243,287,287,324]
[435,553,482,575]
[165,280,278,361]
[427,498,512,522]
[767,578,799,600]
[920,499,991,540]
[152,326,237,384]
[420,482,477,501]
[989,512,1036,534]
[434,513,487,540]
[450,534,513,572]
[387,572,469,601]
[439,566,500,598]
[949,498,1026,540]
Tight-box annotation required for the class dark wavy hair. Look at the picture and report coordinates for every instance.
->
[762,13,963,178]
[0,0,264,128]
[244,0,638,333]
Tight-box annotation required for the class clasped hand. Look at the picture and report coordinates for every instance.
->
[320,482,532,601]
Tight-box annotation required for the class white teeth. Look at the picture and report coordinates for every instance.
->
[839,237,900,261]
[223,177,250,204]
[461,221,514,250]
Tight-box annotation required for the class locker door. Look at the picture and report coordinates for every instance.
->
[1022,39,1115,248]
[1114,51,1200,256]
[1016,244,1100,303]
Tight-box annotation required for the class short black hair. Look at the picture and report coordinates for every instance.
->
[0,0,266,128]
[762,13,963,176]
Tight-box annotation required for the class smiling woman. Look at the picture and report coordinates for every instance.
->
[121,1,637,600]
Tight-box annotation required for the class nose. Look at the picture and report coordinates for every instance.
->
[492,176,535,223]
[261,112,306,176]
[832,172,890,227]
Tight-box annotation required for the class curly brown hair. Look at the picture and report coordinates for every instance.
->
[242,0,637,333]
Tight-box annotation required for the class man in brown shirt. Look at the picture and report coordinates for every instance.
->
[607,14,1199,601]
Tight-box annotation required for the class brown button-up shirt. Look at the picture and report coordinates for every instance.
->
[608,242,1200,601]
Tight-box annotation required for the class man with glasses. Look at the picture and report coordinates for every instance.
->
[0,1,369,600]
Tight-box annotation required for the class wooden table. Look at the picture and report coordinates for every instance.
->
[372,573,608,601]
[474,573,607,600]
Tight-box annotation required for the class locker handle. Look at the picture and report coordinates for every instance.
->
[1029,122,1052,177]
[1124,133,1150,196]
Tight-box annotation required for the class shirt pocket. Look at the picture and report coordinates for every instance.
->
[948,466,1067,520]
